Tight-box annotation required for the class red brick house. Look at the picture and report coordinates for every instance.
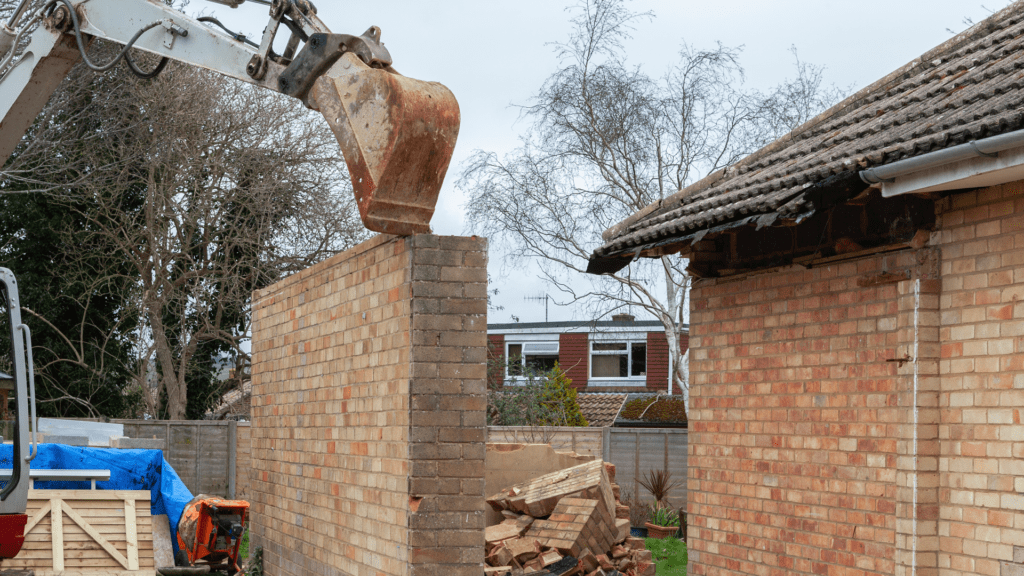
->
[487,317,689,394]
[589,4,1024,575]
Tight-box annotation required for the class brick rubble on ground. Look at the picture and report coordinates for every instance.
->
[484,461,659,576]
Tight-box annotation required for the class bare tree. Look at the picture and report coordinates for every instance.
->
[460,0,843,400]
[3,45,368,419]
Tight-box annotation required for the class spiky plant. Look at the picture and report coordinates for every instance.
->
[638,469,682,505]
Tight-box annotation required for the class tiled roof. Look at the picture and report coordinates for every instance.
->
[206,381,251,420]
[576,393,626,427]
[591,2,1024,266]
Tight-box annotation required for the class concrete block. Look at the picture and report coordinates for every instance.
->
[109,437,166,450]
[42,435,89,447]
[38,418,122,446]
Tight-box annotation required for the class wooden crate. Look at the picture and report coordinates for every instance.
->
[0,490,155,576]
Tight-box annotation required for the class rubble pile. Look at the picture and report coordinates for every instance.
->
[484,460,656,576]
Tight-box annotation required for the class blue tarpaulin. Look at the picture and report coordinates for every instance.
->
[0,443,193,553]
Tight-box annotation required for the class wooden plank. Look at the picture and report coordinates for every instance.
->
[125,498,139,571]
[27,565,154,569]
[61,500,130,569]
[28,490,150,501]
[25,501,50,534]
[50,498,63,572]
[151,514,174,570]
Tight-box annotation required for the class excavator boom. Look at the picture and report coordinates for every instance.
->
[0,0,460,234]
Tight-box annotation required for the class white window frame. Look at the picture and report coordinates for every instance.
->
[504,340,560,381]
[588,339,647,382]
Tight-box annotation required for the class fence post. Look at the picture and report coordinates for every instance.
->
[634,430,641,503]
[194,424,201,494]
[228,421,237,499]
[602,427,610,462]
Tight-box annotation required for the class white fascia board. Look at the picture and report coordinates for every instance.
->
[488,325,660,337]
[492,333,560,342]
[882,144,1024,197]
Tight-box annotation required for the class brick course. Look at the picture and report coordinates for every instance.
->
[249,234,487,576]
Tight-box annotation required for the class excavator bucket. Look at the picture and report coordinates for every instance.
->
[308,53,460,236]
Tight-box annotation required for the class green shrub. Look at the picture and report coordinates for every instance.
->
[645,537,687,576]
[487,361,587,427]
[649,505,679,527]
[539,364,587,426]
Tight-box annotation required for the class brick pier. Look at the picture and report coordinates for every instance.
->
[249,234,488,576]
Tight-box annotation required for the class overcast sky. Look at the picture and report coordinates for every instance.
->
[202,0,1013,323]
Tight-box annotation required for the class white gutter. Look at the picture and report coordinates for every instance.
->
[859,128,1024,194]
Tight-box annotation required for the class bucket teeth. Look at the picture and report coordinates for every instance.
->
[309,54,460,236]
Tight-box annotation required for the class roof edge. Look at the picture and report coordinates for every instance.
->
[599,0,1024,244]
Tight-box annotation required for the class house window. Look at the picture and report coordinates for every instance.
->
[506,342,559,378]
[591,341,646,378]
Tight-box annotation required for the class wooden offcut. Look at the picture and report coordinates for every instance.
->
[0,490,155,576]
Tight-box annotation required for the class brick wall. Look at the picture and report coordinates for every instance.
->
[687,181,1024,576]
[559,333,589,389]
[250,234,488,576]
[933,183,1024,576]
[646,332,669,392]
[688,251,911,576]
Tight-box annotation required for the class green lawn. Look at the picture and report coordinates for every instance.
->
[645,537,687,576]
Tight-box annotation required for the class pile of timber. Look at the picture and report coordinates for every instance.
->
[484,460,655,576]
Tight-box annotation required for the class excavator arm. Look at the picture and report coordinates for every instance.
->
[0,0,460,234]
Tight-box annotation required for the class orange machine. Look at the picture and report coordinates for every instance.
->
[176,495,250,575]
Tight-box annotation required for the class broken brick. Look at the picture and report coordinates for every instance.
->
[487,460,616,520]
[596,555,614,571]
[487,545,514,567]
[603,462,616,484]
[506,538,541,563]
[540,550,563,567]
[487,523,523,544]
[636,561,655,576]
[580,551,599,573]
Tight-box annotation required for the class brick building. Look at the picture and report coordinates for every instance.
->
[588,4,1024,576]
[487,318,689,394]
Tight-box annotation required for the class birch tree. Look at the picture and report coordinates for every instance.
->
[460,0,842,398]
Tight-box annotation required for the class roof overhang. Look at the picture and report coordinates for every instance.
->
[587,170,869,275]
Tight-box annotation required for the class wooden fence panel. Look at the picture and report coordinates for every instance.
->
[606,429,687,508]
[113,421,243,499]
[487,427,603,457]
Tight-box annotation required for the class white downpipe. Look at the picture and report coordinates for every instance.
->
[911,279,921,574]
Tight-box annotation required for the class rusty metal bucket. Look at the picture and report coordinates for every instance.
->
[308,53,460,236]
